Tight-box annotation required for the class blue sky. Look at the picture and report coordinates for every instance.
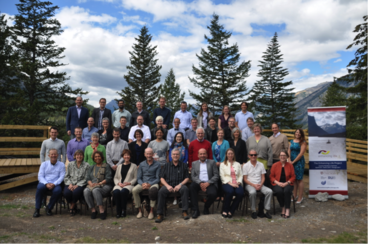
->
[1,0,366,107]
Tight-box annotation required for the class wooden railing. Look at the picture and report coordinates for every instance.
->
[0,125,50,156]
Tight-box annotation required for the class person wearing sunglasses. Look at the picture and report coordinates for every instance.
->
[269,150,296,218]
[243,149,272,219]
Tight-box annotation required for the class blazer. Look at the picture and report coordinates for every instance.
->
[191,159,219,188]
[112,163,138,193]
[219,161,243,185]
[205,126,219,143]
[91,108,112,129]
[270,161,296,186]
[229,139,247,164]
[66,106,89,135]
[197,111,213,128]
[128,141,148,166]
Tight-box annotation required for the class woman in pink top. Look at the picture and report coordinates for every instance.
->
[219,148,244,218]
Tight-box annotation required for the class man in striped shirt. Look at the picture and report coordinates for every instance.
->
[155,148,190,223]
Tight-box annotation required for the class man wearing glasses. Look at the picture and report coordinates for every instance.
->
[243,149,272,219]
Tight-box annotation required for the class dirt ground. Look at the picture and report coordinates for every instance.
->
[0,175,367,243]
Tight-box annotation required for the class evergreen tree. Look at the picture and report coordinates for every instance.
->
[189,14,251,115]
[117,26,162,113]
[5,0,87,126]
[344,15,367,140]
[248,33,297,129]
[160,68,185,123]
[319,80,347,107]
[0,13,20,123]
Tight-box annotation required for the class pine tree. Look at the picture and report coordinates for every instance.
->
[248,33,297,129]
[6,0,87,126]
[160,68,185,123]
[319,80,347,107]
[117,26,162,113]
[189,14,251,116]
[343,15,367,140]
[0,13,20,123]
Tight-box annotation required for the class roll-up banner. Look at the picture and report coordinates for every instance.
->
[307,106,348,199]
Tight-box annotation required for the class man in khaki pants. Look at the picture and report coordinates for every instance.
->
[132,148,160,219]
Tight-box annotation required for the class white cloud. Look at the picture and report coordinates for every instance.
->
[6,0,365,108]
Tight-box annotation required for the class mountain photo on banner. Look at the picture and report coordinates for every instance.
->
[117,26,162,115]
[189,13,251,116]
[248,33,297,129]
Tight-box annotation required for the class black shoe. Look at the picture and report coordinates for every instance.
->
[251,212,257,219]
[203,207,210,215]
[91,211,97,219]
[33,209,40,218]
[182,211,190,220]
[257,210,265,218]
[100,212,106,220]
[121,210,126,218]
[227,214,233,219]
[192,210,200,219]
[46,208,53,216]
[221,213,228,218]
[155,214,164,223]
[264,211,272,219]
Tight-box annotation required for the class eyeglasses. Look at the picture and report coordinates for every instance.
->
[249,154,257,157]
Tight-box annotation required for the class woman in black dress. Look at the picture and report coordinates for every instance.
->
[98,117,113,147]
[128,129,147,166]
[229,127,247,165]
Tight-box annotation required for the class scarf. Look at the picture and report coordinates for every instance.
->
[174,142,185,162]
[91,143,100,153]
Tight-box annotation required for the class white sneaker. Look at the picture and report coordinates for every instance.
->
[173,199,177,205]
[148,212,154,220]
[136,212,143,219]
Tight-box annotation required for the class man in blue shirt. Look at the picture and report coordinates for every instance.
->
[235,102,254,131]
[67,127,89,162]
[167,118,186,144]
[132,148,160,220]
[153,97,171,129]
[82,117,98,143]
[173,101,192,131]
[33,149,66,217]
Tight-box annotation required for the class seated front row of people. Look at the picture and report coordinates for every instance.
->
[34,147,295,220]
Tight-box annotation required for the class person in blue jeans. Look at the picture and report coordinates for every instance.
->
[219,148,244,218]
[33,149,66,217]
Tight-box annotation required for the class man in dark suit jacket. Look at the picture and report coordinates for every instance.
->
[190,148,219,218]
[130,101,151,127]
[91,98,112,130]
[66,96,89,139]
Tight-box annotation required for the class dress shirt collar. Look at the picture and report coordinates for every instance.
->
[273,132,281,138]
[99,107,105,111]
[197,138,204,142]
[73,137,84,142]
[241,110,248,114]
[88,126,97,132]
[200,159,207,164]
[49,137,59,141]
[179,110,188,114]
[137,109,143,113]
[49,160,60,166]
[76,105,82,109]
[174,127,180,131]
[136,124,145,129]
[171,160,181,167]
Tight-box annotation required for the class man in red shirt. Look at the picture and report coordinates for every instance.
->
[188,127,213,169]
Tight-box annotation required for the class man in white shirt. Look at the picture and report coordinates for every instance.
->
[106,128,129,174]
[242,117,255,142]
[128,115,151,143]
[243,149,272,219]
[173,101,192,131]
[235,102,254,131]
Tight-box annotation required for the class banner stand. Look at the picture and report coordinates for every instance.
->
[307,106,348,199]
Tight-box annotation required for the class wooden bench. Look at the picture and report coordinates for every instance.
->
[0,125,50,191]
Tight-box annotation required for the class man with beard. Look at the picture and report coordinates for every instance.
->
[112,100,132,128]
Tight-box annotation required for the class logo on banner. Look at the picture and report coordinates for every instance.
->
[321,181,326,185]
[318,150,330,155]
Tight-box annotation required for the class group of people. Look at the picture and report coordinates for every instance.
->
[34,96,307,222]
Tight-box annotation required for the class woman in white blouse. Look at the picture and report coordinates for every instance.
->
[219,148,244,218]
